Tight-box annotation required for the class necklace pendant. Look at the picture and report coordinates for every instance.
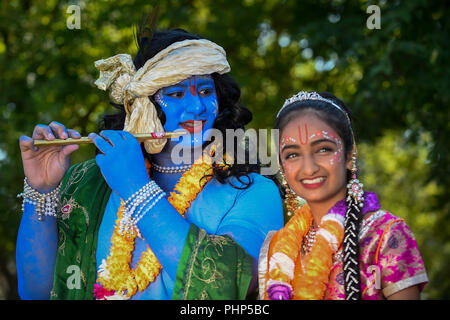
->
[302,226,318,254]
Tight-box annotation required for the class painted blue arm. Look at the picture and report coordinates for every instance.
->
[136,199,191,278]
[16,202,58,299]
[216,175,284,259]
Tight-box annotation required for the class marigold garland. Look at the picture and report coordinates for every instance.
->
[96,144,229,299]
[265,204,345,300]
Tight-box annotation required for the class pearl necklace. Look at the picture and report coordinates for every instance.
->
[151,162,192,174]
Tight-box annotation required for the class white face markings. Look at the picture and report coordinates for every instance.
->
[309,130,344,165]
[280,134,297,150]
[280,134,297,173]
[155,91,168,108]
[212,99,219,117]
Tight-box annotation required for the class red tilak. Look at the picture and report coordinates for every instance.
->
[298,124,308,145]
[189,77,197,97]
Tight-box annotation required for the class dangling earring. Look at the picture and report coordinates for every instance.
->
[346,150,364,208]
[279,165,300,216]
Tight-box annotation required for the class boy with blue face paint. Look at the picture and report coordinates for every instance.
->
[16,29,283,300]
[155,75,218,146]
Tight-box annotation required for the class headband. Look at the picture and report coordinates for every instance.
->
[94,39,231,154]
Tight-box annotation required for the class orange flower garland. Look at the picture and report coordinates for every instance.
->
[265,205,345,300]
[96,144,229,299]
[266,204,312,290]
[168,158,214,216]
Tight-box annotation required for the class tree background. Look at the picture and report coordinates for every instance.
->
[0,0,448,299]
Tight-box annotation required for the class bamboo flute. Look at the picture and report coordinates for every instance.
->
[33,131,187,146]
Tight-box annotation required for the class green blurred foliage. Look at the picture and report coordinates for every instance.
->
[0,0,448,299]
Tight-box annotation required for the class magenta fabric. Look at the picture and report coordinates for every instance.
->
[325,209,428,299]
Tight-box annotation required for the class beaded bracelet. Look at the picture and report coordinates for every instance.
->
[124,180,158,207]
[120,188,162,236]
[17,178,62,221]
[121,181,160,230]
[130,190,166,239]
[119,180,165,237]
[132,188,164,222]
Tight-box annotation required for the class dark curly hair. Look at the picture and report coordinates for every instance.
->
[99,29,263,189]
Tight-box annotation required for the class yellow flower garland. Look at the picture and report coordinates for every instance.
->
[97,145,228,298]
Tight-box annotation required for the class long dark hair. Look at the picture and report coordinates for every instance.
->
[99,29,261,189]
[274,92,362,300]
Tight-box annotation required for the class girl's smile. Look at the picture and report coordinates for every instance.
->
[300,176,327,189]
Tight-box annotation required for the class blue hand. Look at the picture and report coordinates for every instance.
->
[89,130,150,200]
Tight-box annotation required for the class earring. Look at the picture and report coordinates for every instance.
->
[346,151,364,208]
[279,166,299,216]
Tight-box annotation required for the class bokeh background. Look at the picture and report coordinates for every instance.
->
[0,0,448,299]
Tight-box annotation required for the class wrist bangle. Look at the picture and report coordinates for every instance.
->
[131,190,166,239]
[120,181,158,235]
[17,178,62,221]
[119,180,164,237]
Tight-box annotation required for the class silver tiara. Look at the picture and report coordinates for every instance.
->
[277,91,346,118]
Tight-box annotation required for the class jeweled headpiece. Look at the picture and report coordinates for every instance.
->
[277,91,349,123]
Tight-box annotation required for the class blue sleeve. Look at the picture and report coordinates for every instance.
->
[215,174,284,259]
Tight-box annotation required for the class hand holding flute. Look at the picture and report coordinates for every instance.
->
[19,121,185,193]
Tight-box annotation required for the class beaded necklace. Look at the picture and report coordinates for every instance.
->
[302,226,318,254]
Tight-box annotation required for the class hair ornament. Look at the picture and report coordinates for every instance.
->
[277,91,347,119]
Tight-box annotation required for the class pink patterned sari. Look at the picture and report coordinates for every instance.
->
[325,209,428,299]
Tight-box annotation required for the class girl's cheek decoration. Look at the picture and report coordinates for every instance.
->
[331,146,343,165]
[309,130,344,165]
[333,139,344,164]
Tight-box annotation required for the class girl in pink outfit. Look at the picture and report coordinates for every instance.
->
[259,91,428,300]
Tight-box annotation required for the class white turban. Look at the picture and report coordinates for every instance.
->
[94,39,231,154]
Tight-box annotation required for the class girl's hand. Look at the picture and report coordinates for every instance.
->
[19,121,81,192]
[88,130,150,200]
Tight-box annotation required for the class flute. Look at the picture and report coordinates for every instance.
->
[33,131,187,146]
